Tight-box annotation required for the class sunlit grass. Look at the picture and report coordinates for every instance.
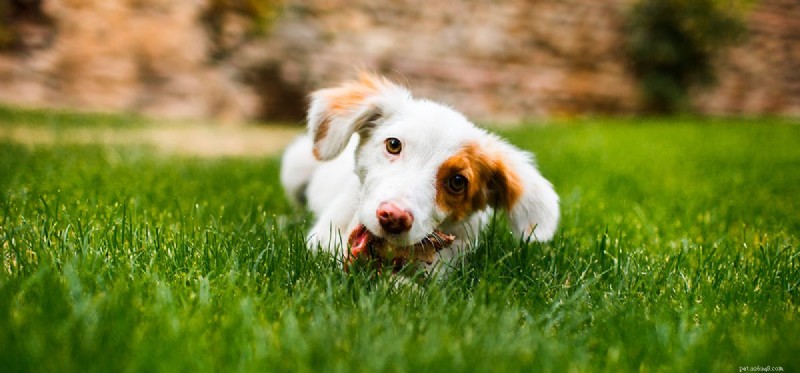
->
[0,104,149,128]
[1,110,798,372]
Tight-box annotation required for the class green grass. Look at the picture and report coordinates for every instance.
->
[0,104,150,129]
[1,111,799,372]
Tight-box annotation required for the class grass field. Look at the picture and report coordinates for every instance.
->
[1,109,799,372]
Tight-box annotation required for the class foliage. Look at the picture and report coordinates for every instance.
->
[202,0,284,61]
[624,0,749,113]
[1,110,799,371]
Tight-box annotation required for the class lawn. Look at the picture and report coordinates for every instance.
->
[1,111,798,372]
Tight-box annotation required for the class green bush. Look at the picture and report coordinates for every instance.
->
[624,0,749,113]
[203,0,284,61]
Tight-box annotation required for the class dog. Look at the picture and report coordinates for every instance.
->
[281,72,559,275]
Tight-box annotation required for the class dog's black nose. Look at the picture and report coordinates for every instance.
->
[376,202,413,234]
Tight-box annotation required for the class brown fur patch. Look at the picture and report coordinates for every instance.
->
[326,72,391,113]
[436,143,523,221]
[312,73,393,159]
[312,115,331,160]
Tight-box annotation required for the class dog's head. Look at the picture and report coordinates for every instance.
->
[308,73,559,247]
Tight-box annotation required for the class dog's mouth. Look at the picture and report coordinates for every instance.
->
[346,224,455,271]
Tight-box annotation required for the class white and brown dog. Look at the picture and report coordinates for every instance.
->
[281,73,559,274]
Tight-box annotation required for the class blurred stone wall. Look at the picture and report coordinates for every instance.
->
[694,0,800,115]
[261,0,639,122]
[0,0,797,123]
[0,0,260,123]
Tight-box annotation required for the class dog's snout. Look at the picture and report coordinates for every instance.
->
[376,201,414,234]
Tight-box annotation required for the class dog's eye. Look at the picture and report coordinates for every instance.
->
[447,174,468,194]
[385,137,402,155]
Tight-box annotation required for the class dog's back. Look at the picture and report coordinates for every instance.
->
[280,136,318,207]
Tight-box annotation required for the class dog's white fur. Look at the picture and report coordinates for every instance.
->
[281,73,559,273]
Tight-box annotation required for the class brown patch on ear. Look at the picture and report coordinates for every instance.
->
[487,155,523,211]
[436,143,523,221]
[326,72,392,113]
[312,116,331,160]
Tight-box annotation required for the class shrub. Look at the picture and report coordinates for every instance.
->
[202,0,284,61]
[624,0,749,113]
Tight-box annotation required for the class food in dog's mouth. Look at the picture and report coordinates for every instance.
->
[346,224,455,272]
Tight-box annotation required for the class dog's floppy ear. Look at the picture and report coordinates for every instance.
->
[484,136,560,241]
[307,72,410,160]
